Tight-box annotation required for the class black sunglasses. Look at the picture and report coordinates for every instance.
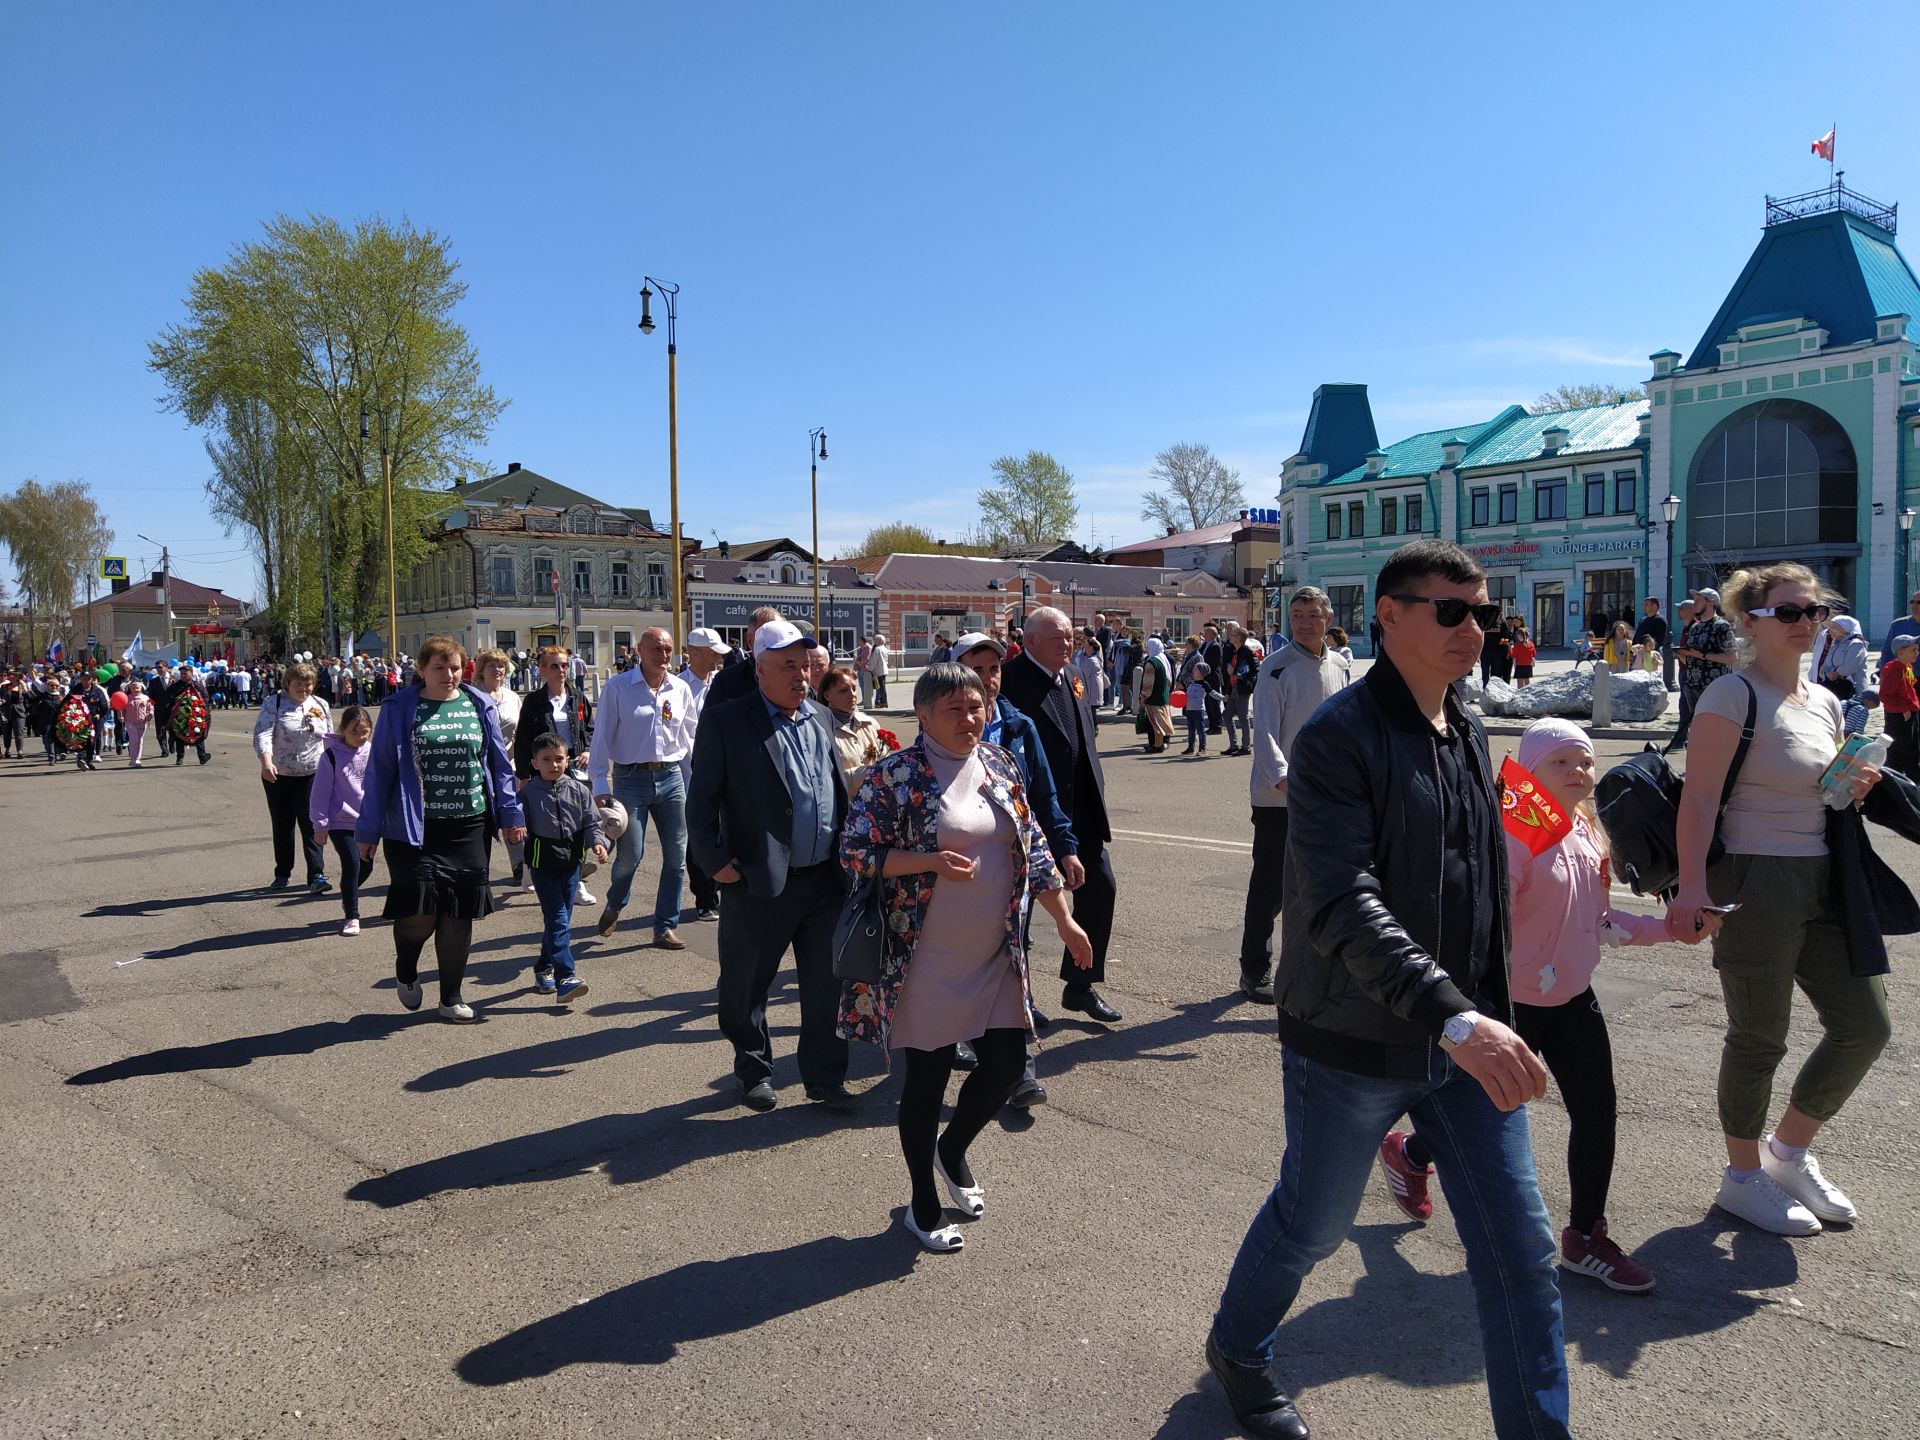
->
[1748,603,1832,625]
[1388,594,1503,629]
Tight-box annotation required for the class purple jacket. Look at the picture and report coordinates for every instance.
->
[309,733,371,833]
[354,682,525,848]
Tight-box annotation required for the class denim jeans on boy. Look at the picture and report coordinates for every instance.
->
[1213,1048,1571,1440]
[531,866,579,981]
[606,762,687,933]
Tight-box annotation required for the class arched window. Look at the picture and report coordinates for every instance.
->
[1688,399,1857,554]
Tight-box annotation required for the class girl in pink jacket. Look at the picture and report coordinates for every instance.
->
[1381,718,1668,1293]
[124,683,155,767]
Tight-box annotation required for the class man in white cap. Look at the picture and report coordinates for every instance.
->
[702,605,787,710]
[680,627,733,920]
[687,618,853,1112]
[593,626,696,949]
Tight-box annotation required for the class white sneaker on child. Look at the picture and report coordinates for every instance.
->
[340,919,360,937]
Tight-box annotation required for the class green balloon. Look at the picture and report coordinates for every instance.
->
[96,665,116,682]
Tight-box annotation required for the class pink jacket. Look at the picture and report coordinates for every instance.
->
[125,694,154,728]
[1506,814,1665,1007]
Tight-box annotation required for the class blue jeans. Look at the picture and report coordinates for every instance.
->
[1214,1048,1570,1440]
[606,762,687,933]
[530,866,579,980]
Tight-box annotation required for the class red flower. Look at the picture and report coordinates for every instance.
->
[876,728,902,753]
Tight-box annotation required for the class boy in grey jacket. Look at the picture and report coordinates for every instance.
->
[523,735,609,1001]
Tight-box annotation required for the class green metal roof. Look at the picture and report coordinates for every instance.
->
[1459,400,1644,469]
[1849,222,1920,340]
[1312,406,1526,487]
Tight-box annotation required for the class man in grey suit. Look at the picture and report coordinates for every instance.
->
[687,619,854,1113]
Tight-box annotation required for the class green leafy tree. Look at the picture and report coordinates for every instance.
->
[1530,382,1645,414]
[844,522,940,558]
[0,478,113,658]
[978,450,1078,549]
[148,213,505,643]
[1140,442,1245,532]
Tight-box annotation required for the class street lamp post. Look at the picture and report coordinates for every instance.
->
[1016,562,1033,629]
[362,406,398,663]
[1661,493,1682,690]
[639,279,685,660]
[313,426,338,659]
[1900,508,1917,622]
[137,531,174,659]
[809,427,828,641]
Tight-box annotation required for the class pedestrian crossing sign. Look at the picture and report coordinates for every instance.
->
[101,556,127,580]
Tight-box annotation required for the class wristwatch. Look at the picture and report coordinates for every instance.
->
[1439,1010,1484,1053]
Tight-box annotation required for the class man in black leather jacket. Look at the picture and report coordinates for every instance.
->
[1204,540,1570,1440]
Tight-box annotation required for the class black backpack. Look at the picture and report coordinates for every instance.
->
[1595,678,1756,899]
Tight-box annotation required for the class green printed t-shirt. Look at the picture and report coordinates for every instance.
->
[414,692,487,819]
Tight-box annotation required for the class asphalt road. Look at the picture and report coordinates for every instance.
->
[1,704,1915,1439]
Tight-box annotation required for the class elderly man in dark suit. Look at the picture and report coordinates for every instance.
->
[687,618,855,1113]
[999,604,1121,1024]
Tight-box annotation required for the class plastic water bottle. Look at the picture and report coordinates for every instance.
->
[1820,733,1888,810]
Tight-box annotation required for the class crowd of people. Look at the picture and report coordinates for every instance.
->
[12,552,1913,1440]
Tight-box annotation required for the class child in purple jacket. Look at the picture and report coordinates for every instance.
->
[310,706,376,935]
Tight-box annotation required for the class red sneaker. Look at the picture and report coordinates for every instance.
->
[1377,1130,1433,1222]
[1559,1218,1655,1293]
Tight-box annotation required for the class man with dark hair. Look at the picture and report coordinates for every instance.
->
[703,607,792,710]
[1633,596,1671,689]
[1206,539,1569,1440]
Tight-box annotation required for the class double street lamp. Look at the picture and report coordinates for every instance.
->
[639,278,685,658]
[809,427,828,643]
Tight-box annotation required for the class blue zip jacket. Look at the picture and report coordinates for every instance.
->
[987,695,1077,859]
[355,681,525,848]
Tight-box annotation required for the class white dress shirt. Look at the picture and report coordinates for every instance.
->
[591,665,695,796]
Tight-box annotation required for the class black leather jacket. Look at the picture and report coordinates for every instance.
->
[1273,650,1512,1078]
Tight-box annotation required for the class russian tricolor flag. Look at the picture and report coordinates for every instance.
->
[47,639,65,664]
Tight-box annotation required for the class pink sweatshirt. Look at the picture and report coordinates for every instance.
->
[1506,814,1665,1007]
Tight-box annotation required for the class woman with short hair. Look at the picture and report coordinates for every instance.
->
[357,637,526,1023]
[254,662,334,892]
[840,664,1092,1251]
[1667,563,1892,1235]
[818,664,883,793]
[474,647,527,885]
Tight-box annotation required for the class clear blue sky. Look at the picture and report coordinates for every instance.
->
[3,2,1914,604]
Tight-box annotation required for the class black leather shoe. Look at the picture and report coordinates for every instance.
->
[741,1081,777,1112]
[1007,1076,1048,1107]
[953,1040,979,1072]
[804,1082,858,1112]
[1206,1331,1310,1439]
[1239,972,1276,1005]
[1061,986,1122,1024]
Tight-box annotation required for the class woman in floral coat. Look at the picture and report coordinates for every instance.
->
[840,663,1093,1253]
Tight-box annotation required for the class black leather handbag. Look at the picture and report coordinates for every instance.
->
[832,848,890,984]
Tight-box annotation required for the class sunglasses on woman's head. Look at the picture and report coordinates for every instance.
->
[1388,594,1504,629]
[1748,603,1831,625]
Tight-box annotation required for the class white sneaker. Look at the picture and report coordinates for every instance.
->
[1761,1138,1858,1223]
[396,979,424,1012]
[438,998,477,1023]
[340,919,360,937]
[573,886,597,907]
[1715,1168,1822,1235]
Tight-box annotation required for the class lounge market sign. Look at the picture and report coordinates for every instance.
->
[1466,536,1640,567]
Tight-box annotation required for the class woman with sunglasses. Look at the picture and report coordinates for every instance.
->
[1665,563,1891,1236]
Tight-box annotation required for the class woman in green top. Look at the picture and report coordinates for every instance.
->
[1140,636,1175,753]
[357,636,526,1023]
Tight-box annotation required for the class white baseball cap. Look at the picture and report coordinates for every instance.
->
[952,630,1006,659]
[687,627,732,654]
[753,618,818,656]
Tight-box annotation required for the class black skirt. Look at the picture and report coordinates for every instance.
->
[382,814,495,920]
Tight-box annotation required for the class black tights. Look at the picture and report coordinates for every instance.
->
[393,912,475,1007]
[1404,990,1618,1233]
[898,1028,1027,1229]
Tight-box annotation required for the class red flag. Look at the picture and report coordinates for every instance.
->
[1811,128,1835,162]
[1499,756,1575,858]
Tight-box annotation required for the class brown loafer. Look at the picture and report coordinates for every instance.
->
[595,908,622,938]
[653,928,686,950]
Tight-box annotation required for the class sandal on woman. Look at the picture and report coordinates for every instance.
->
[902,1207,964,1253]
[933,1149,985,1218]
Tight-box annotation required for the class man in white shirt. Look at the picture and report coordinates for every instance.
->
[680,628,731,920]
[867,636,891,709]
[593,626,696,949]
[1240,587,1352,1004]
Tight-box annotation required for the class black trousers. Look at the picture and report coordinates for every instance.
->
[715,861,848,1090]
[263,773,325,882]
[1238,806,1289,980]
[686,856,720,911]
[1669,684,1700,748]
[1885,710,1920,778]
[1514,988,1618,1234]
[1058,843,1116,986]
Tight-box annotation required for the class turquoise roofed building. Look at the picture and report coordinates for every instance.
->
[1274,180,1920,651]
[1647,182,1920,640]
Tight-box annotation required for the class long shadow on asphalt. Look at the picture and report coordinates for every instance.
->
[83,888,277,918]
[455,1228,915,1381]
[67,1012,417,1084]
[346,1075,901,1209]
[1152,1214,1804,1435]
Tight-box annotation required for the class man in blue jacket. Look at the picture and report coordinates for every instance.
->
[955,632,1080,1107]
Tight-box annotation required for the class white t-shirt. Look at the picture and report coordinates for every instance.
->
[1696,670,1843,857]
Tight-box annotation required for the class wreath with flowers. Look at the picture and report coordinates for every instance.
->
[170,686,211,744]
[55,694,95,750]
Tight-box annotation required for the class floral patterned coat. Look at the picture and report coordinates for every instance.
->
[838,738,1063,1049]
